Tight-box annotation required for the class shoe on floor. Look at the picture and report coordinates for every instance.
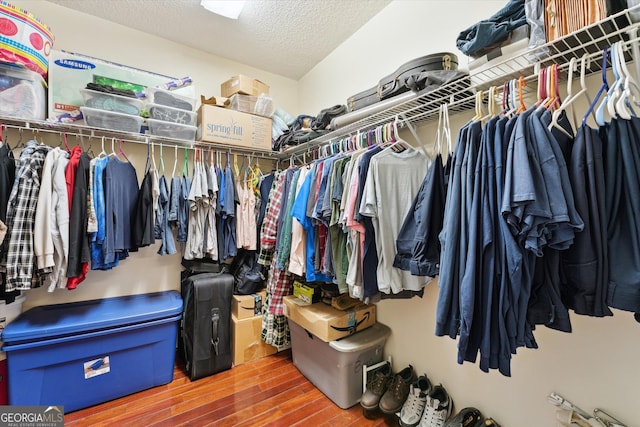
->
[399,375,432,427]
[443,407,483,427]
[360,361,393,417]
[379,365,417,414]
[418,384,453,427]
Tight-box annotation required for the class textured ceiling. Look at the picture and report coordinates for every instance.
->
[46,0,392,80]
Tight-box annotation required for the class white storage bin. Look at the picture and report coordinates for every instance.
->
[0,62,45,121]
[80,106,143,133]
[147,103,197,126]
[146,87,195,111]
[288,319,390,409]
[147,118,196,141]
[80,88,144,115]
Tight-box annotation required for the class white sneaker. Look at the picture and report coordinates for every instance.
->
[399,375,432,427]
[418,384,452,427]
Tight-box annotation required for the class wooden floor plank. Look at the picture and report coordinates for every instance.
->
[64,350,388,426]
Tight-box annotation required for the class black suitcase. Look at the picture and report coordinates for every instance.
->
[180,272,234,380]
[347,85,380,112]
[347,53,460,112]
[378,52,458,100]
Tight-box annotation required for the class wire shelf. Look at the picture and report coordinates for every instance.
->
[278,6,640,160]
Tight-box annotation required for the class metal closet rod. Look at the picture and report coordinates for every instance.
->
[0,121,279,161]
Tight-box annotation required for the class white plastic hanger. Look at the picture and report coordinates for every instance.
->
[615,42,640,119]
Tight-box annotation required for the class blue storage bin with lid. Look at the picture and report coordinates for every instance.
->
[1,291,182,412]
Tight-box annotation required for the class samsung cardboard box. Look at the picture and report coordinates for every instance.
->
[231,314,277,366]
[198,104,272,151]
[232,290,266,320]
[48,50,196,122]
[221,74,269,97]
[283,296,376,342]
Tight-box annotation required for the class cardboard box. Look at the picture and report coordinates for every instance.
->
[232,290,266,320]
[221,74,269,97]
[231,314,277,366]
[283,296,376,342]
[198,104,272,151]
[48,50,195,122]
[293,281,321,305]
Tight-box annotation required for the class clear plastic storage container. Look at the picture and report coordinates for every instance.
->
[147,102,197,126]
[147,118,196,141]
[80,106,143,133]
[0,62,46,120]
[228,94,274,118]
[80,88,144,115]
[145,87,195,111]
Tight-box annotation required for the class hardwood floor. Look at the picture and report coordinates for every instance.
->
[63,350,398,426]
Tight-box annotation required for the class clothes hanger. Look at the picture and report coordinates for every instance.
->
[159,142,165,177]
[472,90,484,121]
[549,57,579,135]
[584,46,610,127]
[606,42,624,119]
[117,139,130,164]
[615,42,640,119]
[543,64,561,111]
[516,76,527,113]
[172,145,178,178]
[182,147,189,177]
[98,136,107,158]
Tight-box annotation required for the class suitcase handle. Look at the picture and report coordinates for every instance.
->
[211,308,220,355]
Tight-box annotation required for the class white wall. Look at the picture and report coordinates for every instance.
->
[299,1,640,426]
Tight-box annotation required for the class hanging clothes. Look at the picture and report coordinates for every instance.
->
[204,161,218,260]
[46,148,70,291]
[34,148,61,276]
[259,170,293,348]
[3,140,50,291]
[221,165,237,260]
[156,174,177,256]
[103,157,138,265]
[290,164,332,284]
[394,152,447,278]
[360,146,431,294]
[603,116,640,313]
[287,166,311,277]
[133,162,156,249]
[236,179,257,251]
[66,151,91,290]
[90,156,120,271]
[184,160,208,260]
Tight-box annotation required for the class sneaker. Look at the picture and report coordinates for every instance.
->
[418,384,453,427]
[442,407,483,427]
[399,375,432,427]
[360,362,393,415]
[379,365,417,414]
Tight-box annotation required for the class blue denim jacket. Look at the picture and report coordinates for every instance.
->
[456,0,527,57]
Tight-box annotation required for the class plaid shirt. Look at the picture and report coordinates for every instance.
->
[261,291,291,348]
[258,171,284,266]
[5,142,50,290]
